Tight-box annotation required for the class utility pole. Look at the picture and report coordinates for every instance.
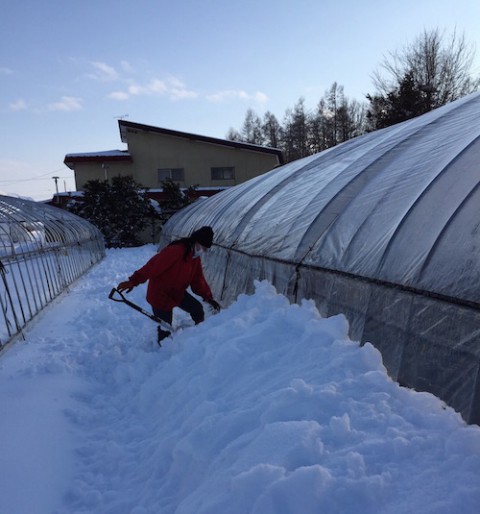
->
[52,176,59,193]
[52,176,59,203]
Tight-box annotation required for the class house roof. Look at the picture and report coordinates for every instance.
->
[118,120,284,164]
[64,150,132,169]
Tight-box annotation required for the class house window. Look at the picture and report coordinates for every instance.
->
[211,167,235,180]
[158,168,184,182]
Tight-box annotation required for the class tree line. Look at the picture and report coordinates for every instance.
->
[67,29,479,246]
[227,29,480,163]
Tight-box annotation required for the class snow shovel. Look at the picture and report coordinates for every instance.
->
[108,287,173,333]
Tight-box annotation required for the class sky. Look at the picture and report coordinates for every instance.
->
[1,244,480,513]
[1,0,479,201]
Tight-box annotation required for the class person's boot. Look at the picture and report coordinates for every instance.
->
[157,327,171,347]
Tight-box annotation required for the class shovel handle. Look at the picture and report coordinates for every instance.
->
[108,287,172,329]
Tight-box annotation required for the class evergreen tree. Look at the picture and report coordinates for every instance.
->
[226,127,242,141]
[159,178,197,224]
[279,98,312,161]
[325,82,341,147]
[69,175,156,247]
[262,111,282,148]
[367,71,427,129]
[241,109,264,144]
[310,84,365,152]
[310,97,330,154]
[290,97,310,159]
[280,107,296,162]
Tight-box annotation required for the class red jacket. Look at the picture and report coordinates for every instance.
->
[129,243,213,311]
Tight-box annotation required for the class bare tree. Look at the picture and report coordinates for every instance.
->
[373,28,480,110]
[345,99,367,138]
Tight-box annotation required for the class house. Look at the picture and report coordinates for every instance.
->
[63,120,284,204]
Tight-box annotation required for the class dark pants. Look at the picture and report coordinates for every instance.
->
[152,291,205,327]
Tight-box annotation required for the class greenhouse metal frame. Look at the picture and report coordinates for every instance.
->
[0,195,105,347]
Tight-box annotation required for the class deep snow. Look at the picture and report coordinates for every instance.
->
[1,245,480,514]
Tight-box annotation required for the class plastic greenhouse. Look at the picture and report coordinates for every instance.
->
[0,195,105,346]
[159,91,480,424]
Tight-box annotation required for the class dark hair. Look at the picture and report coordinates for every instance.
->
[191,226,214,248]
[168,226,214,260]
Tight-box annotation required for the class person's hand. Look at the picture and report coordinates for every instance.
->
[117,280,135,294]
[207,299,221,313]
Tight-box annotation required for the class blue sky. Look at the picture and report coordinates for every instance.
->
[1,0,479,200]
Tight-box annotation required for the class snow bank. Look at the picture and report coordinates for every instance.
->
[0,245,479,514]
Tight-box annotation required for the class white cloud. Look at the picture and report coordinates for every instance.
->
[9,99,27,111]
[85,61,198,102]
[167,77,198,100]
[120,60,134,73]
[108,91,129,101]
[0,67,13,75]
[170,87,198,101]
[89,61,120,82]
[206,90,249,103]
[253,91,268,104]
[206,89,268,104]
[148,79,168,95]
[48,96,83,112]
[126,83,146,96]
[108,76,197,101]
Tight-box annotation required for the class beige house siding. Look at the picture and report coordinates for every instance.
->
[66,120,283,192]
[73,161,133,190]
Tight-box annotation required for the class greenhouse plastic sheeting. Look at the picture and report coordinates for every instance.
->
[159,92,480,424]
[0,195,105,346]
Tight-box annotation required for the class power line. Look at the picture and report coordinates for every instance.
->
[31,167,67,179]
[0,166,71,184]
[0,176,73,184]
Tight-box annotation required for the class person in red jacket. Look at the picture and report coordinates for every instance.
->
[117,226,221,344]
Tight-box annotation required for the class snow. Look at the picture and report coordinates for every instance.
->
[64,150,130,159]
[1,244,480,514]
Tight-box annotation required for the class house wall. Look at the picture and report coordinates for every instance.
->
[123,128,280,189]
[73,129,280,191]
[74,162,133,190]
